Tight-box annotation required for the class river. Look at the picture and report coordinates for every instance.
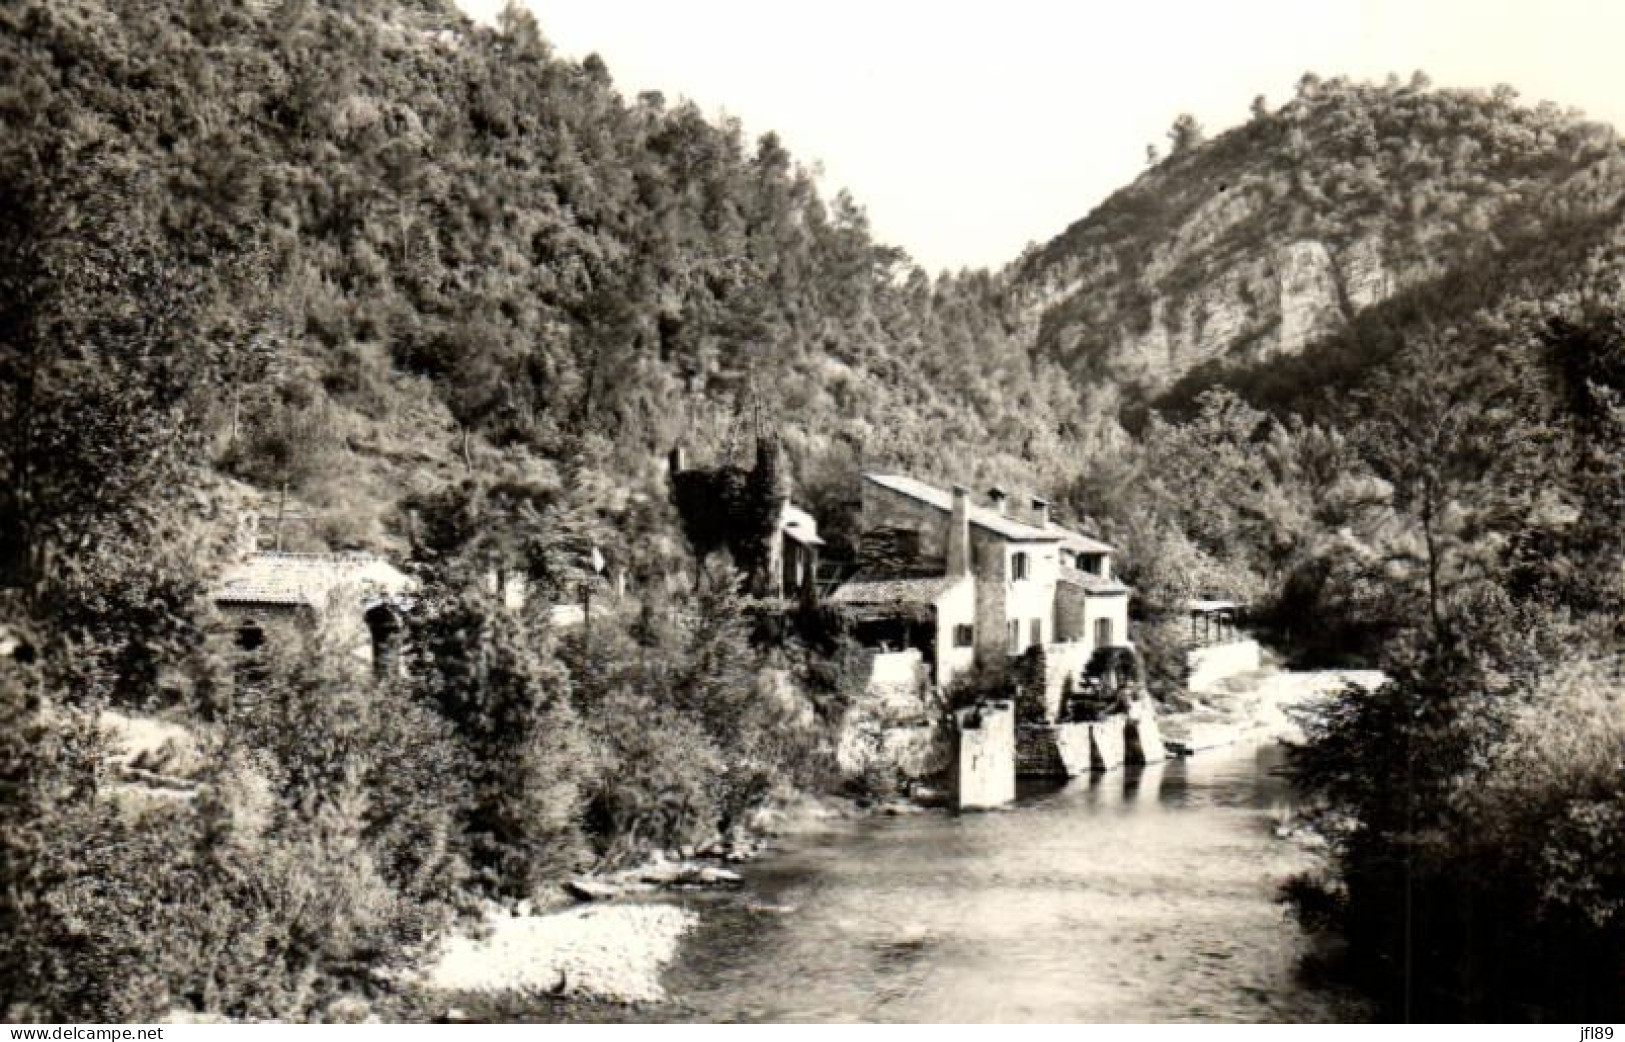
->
[652,734,1366,1023]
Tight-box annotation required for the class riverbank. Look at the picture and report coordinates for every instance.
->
[412,791,876,1013]
[415,668,1376,1020]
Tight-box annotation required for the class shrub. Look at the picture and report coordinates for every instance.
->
[409,588,590,897]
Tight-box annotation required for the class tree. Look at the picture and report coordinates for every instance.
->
[0,157,234,709]
[410,582,590,896]
[0,626,57,1018]
[223,628,468,915]
[224,388,345,547]
[1167,113,1205,156]
[1351,333,1542,640]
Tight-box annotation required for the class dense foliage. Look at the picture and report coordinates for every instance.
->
[1,0,1622,1023]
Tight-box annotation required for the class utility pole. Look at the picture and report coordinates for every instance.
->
[585,544,606,648]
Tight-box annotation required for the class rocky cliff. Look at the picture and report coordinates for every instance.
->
[1009,76,1625,417]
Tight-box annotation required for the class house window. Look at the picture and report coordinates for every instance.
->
[1030,618,1043,646]
[1011,551,1029,580]
[1079,554,1103,576]
[953,624,975,648]
[1094,617,1113,648]
[1007,619,1021,654]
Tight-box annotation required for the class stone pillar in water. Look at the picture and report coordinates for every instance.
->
[952,700,1016,810]
[1124,694,1166,765]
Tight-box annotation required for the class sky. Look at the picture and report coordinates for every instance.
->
[455,0,1625,273]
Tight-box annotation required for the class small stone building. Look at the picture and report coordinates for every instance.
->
[214,551,416,680]
[826,573,977,691]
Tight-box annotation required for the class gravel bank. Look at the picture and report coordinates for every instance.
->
[422,903,698,1004]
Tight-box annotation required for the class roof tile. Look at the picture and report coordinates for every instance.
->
[827,574,968,606]
[215,552,415,610]
[864,473,1114,551]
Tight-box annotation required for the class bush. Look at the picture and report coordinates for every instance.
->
[1133,613,1190,703]
[4,630,462,1022]
[1285,633,1625,1019]
[223,629,469,921]
[409,588,590,897]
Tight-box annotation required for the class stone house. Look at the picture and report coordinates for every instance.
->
[214,550,416,680]
[829,474,1131,717]
[667,438,823,602]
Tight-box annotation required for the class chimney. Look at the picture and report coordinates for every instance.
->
[1031,496,1050,528]
[988,486,1007,515]
[947,485,971,578]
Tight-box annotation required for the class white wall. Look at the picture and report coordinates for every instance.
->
[933,577,977,690]
[1002,542,1060,655]
[1081,592,1130,655]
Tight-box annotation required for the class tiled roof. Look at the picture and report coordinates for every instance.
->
[827,574,967,607]
[1058,567,1130,594]
[781,503,824,546]
[1049,524,1115,555]
[215,552,415,610]
[864,474,1059,542]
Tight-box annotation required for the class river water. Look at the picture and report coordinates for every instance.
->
[655,736,1365,1023]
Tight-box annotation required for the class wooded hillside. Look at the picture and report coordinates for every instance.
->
[1,0,1622,1023]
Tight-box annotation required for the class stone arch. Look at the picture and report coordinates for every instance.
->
[364,602,405,682]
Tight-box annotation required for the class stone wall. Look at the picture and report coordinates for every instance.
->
[835,648,947,781]
[971,537,1008,665]
[1016,703,1164,777]
[1039,641,1090,720]
[1055,582,1087,642]
[868,648,929,712]
[1018,721,1096,778]
[1015,725,1067,778]
[1187,639,1262,691]
[860,480,954,560]
[953,701,1015,809]
[837,719,949,779]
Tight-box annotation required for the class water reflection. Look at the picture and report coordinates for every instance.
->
[648,738,1356,1023]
